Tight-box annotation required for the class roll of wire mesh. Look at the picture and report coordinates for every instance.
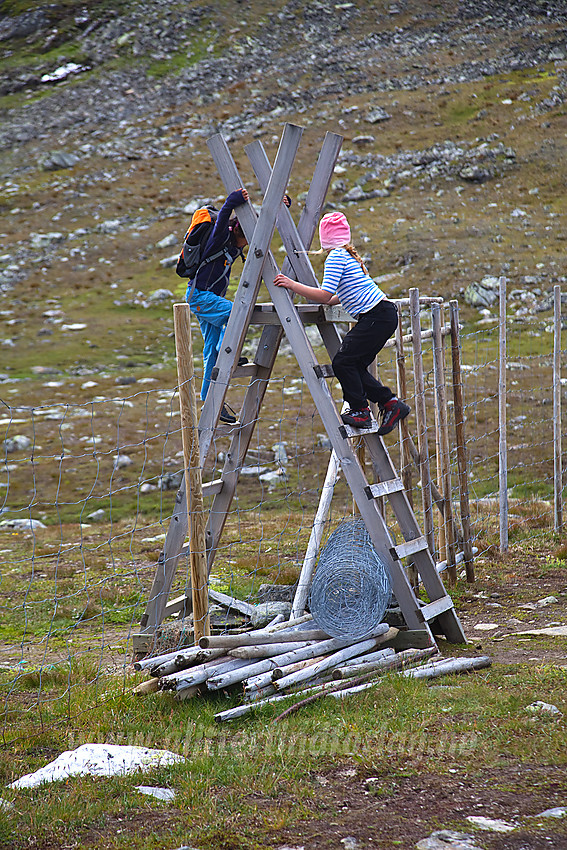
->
[308,517,392,638]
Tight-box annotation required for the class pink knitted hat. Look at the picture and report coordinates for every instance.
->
[319,211,351,250]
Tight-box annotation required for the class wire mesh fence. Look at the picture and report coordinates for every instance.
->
[1,287,565,740]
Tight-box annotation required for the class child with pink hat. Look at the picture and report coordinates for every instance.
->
[274,211,409,434]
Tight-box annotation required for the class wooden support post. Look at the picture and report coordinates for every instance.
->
[553,285,563,532]
[432,303,456,584]
[395,303,416,587]
[498,276,508,553]
[449,300,474,582]
[409,288,435,557]
[173,303,210,643]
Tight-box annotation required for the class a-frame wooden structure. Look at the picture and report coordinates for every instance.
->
[136,124,466,653]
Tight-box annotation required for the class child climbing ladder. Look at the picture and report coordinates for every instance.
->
[274,210,410,435]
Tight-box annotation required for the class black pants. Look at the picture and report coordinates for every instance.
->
[332,300,398,411]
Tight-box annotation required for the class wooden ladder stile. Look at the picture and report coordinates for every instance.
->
[138,123,467,649]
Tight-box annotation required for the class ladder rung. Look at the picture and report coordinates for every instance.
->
[420,596,455,621]
[390,536,429,560]
[232,363,259,379]
[341,420,380,437]
[366,479,405,499]
[203,478,224,497]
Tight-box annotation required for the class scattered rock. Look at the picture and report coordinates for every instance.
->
[159,471,183,491]
[466,816,516,832]
[113,454,133,469]
[87,509,106,522]
[147,288,174,303]
[525,700,562,716]
[416,830,481,850]
[250,601,292,628]
[464,276,500,309]
[537,806,567,818]
[41,151,80,170]
[4,435,31,453]
[365,107,391,123]
[135,785,175,801]
[0,518,47,531]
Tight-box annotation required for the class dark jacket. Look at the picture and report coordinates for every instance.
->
[193,190,245,297]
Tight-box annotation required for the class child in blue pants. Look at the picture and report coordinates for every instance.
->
[186,188,249,423]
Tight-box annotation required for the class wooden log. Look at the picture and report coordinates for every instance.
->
[229,641,314,659]
[409,287,435,556]
[134,647,193,672]
[449,300,474,582]
[159,655,244,690]
[153,647,225,678]
[174,303,210,642]
[332,646,437,679]
[274,636,389,692]
[132,678,159,695]
[208,588,256,618]
[338,647,395,667]
[244,654,328,694]
[207,630,388,691]
[402,655,491,679]
[201,621,388,649]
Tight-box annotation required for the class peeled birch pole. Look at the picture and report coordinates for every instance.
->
[332,646,435,679]
[244,654,328,694]
[153,647,226,678]
[432,303,457,584]
[200,629,334,648]
[401,655,491,679]
[291,450,340,618]
[333,646,395,671]
[173,303,210,642]
[274,636,390,692]
[229,641,314,659]
[208,629,389,691]
[449,300,474,582]
[409,287,435,556]
[498,277,508,553]
[553,285,563,531]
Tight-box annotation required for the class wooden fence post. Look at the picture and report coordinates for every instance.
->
[173,303,210,643]
[432,303,456,584]
[553,284,563,532]
[449,300,474,582]
[498,276,508,553]
[409,287,435,557]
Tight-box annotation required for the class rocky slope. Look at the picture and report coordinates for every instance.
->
[0,0,566,375]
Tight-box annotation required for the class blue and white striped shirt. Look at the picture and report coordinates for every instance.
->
[320,248,385,317]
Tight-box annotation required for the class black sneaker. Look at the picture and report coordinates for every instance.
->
[220,403,238,424]
[341,407,372,428]
[377,399,410,436]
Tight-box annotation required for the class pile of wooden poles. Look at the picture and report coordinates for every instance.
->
[133,614,491,722]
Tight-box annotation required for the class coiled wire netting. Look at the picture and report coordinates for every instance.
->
[308,517,392,638]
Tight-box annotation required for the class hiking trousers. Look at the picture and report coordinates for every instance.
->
[332,299,398,411]
[187,287,232,401]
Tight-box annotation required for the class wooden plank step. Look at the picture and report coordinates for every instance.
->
[203,478,224,497]
[420,595,456,621]
[365,479,405,499]
[232,363,259,379]
[390,536,429,560]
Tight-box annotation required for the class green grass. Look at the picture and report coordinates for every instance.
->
[0,659,565,849]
